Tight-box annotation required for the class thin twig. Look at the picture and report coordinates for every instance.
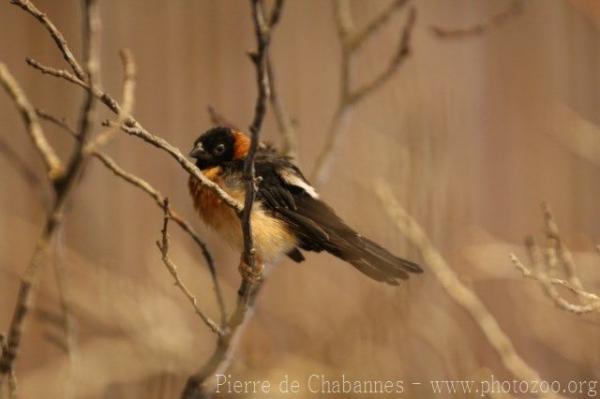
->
[181,1,282,397]
[348,0,409,50]
[93,152,227,324]
[349,8,415,105]
[36,109,77,136]
[35,109,228,326]
[114,122,243,213]
[26,58,88,90]
[10,2,281,397]
[311,1,415,185]
[16,0,243,213]
[84,49,136,151]
[541,202,583,290]
[431,0,522,39]
[510,254,600,314]
[156,200,223,336]
[10,0,86,80]
[375,182,560,397]
[510,205,600,315]
[266,55,297,159]
[260,0,296,159]
[0,63,63,179]
[27,56,242,213]
[0,0,100,380]
[267,0,284,27]
[239,0,272,300]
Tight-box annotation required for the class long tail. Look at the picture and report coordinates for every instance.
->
[324,233,422,285]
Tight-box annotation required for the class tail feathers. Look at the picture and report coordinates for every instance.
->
[325,234,422,285]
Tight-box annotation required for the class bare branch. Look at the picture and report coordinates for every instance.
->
[541,202,583,290]
[257,0,297,160]
[21,0,244,214]
[10,0,86,80]
[348,0,409,50]
[0,0,101,379]
[333,0,354,40]
[431,0,522,39]
[266,51,297,160]
[36,109,77,136]
[375,182,553,390]
[0,63,63,179]
[156,200,223,336]
[26,58,88,89]
[311,2,416,185]
[35,108,229,327]
[181,266,267,399]
[510,254,600,314]
[348,7,415,105]
[9,1,282,396]
[181,1,284,396]
[239,0,272,299]
[92,152,227,324]
[115,122,243,213]
[510,205,600,315]
[85,49,136,151]
[267,0,285,27]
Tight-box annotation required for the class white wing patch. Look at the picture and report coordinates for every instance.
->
[278,168,319,198]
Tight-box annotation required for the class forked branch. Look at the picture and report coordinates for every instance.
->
[510,203,600,315]
[375,182,559,397]
[311,0,416,185]
[157,200,223,336]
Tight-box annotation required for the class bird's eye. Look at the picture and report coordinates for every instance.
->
[213,143,226,156]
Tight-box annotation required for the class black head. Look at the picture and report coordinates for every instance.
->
[189,127,237,169]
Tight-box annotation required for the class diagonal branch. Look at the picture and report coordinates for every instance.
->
[10,0,86,80]
[431,0,523,39]
[26,58,88,90]
[93,152,227,325]
[156,200,223,336]
[35,109,228,327]
[0,0,101,381]
[347,0,409,51]
[375,182,558,396]
[0,63,63,179]
[16,0,243,214]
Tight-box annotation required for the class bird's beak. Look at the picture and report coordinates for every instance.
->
[189,142,206,159]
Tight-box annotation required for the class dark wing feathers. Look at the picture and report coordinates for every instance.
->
[253,153,422,284]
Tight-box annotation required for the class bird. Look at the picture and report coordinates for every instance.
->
[188,126,422,285]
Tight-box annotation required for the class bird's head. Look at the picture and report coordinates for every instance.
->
[189,126,250,169]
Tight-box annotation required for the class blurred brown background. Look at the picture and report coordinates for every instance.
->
[1,0,600,398]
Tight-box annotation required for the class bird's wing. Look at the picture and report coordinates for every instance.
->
[254,158,422,284]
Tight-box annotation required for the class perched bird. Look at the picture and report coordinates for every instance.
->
[188,126,422,285]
